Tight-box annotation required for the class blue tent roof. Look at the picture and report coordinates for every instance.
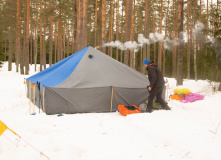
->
[27,46,89,88]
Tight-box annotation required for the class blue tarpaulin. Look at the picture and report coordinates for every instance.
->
[27,47,89,88]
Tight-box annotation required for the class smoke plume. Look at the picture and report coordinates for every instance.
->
[100,21,219,55]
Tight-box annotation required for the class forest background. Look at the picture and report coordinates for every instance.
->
[0,0,220,86]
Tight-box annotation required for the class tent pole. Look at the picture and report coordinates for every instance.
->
[24,78,27,95]
[29,81,31,115]
[33,85,35,114]
[37,81,40,114]
[43,85,45,112]
[110,86,114,112]
[166,83,169,101]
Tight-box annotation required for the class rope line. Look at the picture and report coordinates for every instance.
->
[3,128,50,160]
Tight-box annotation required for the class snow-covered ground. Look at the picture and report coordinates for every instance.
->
[0,62,221,160]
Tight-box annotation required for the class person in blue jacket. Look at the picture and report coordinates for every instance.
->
[143,59,171,112]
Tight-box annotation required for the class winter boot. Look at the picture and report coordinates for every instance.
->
[146,106,153,113]
[162,104,171,110]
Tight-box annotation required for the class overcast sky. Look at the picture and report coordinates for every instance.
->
[205,0,217,4]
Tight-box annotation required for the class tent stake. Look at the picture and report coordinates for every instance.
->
[110,86,114,112]
[43,85,45,112]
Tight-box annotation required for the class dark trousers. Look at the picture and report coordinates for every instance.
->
[147,85,167,109]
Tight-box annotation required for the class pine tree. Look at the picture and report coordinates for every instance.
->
[124,0,133,66]
[101,0,106,53]
[177,0,184,85]
[25,0,30,75]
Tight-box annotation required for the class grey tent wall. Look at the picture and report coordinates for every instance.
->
[26,80,44,111]
[27,84,166,115]
[113,88,149,105]
[44,86,165,115]
[45,86,114,114]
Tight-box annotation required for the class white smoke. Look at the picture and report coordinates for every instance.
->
[154,32,165,41]
[192,21,206,43]
[101,21,220,53]
[212,39,221,57]
[138,33,165,45]
[149,33,156,43]
[124,41,141,52]
[193,21,205,36]
[205,35,216,44]
[102,40,142,52]
[138,34,150,45]
[102,40,124,50]
[102,32,180,52]
[163,37,174,51]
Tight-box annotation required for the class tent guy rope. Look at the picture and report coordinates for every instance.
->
[0,120,50,160]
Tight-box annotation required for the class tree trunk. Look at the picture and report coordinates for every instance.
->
[214,0,218,38]
[129,0,134,69]
[94,0,98,48]
[76,0,83,51]
[73,0,77,53]
[76,0,82,51]
[142,0,148,73]
[187,0,191,79]
[30,21,33,65]
[120,4,124,63]
[8,0,13,71]
[16,0,21,73]
[153,12,156,63]
[116,0,119,60]
[82,0,87,48]
[5,40,7,62]
[49,0,53,66]
[55,22,57,63]
[34,2,37,71]
[74,0,80,53]
[21,36,25,75]
[177,0,184,85]
[25,0,30,75]
[108,0,113,57]
[57,6,62,61]
[163,0,169,76]
[199,0,202,51]
[101,0,106,53]
[124,0,132,66]
[158,0,163,71]
[8,37,12,71]
[30,2,32,66]
[43,0,46,69]
[205,0,208,56]
[63,24,66,58]
[34,22,37,72]
[40,0,43,71]
[194,35,197,81]
[146,0,150,60]
[21,9,26,75]
[172,0,177,78]
[67,19,70,57]
[72,30,74,54]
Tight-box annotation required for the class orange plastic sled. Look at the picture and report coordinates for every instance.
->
[170,94,185,100]
[118,104,141,116]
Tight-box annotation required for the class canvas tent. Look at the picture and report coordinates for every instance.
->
[26,46,165,115]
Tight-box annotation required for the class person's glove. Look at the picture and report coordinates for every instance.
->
[146,86,151,93]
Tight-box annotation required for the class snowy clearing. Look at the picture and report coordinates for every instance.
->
[0,62,221,160]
